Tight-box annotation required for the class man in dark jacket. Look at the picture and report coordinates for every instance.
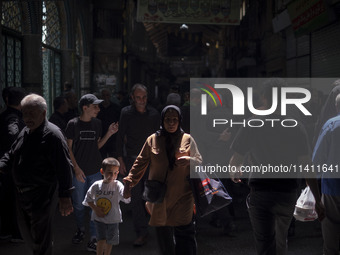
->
[0,94,74,255]
[116,83,160,246]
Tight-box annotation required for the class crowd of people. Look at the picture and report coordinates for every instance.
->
[0,79,339,255]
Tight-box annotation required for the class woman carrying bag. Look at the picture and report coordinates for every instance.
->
[123,105,202,255]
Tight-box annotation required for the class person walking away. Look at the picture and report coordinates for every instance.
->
[229,83,324,255]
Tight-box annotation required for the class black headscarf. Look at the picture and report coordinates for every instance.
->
[158,105,184,169]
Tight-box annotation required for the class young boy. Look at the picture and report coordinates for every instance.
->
[83,158,130,255]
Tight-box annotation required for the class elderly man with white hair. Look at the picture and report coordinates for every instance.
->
[0,93,74,255]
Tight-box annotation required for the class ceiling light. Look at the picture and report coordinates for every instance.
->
[180,24,188,30]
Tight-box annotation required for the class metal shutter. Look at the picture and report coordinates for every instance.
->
[286,28,310,77]
[311,21,340,77]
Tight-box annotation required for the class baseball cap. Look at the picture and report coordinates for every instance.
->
[79,94,103,108]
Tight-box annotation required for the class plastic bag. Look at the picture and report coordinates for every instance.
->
[189,170,232,217]
[293,186,318,222]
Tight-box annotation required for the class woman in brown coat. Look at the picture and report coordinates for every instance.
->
[123,105,202,254]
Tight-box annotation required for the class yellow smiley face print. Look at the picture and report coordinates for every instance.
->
[96,198,112,215]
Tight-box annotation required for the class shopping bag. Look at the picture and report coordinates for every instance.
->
[293,186,318,222]
[189,170,232,217]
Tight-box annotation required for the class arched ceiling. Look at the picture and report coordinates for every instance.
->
[143,23,222,58]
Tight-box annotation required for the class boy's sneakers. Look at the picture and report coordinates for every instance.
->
[72,229,84,244]
[87,238,97,252]
[72,229,96,252]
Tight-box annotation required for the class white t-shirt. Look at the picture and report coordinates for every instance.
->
[83,180,131,224]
